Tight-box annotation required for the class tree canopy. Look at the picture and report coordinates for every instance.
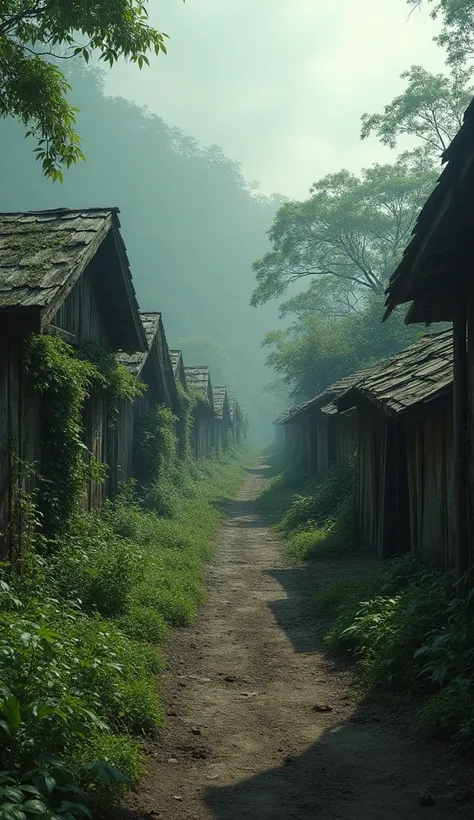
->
[361,65,473,155]
[0,0,170,179]
[250,151,436,308]
[408,0,474,67]
[263,295,420,403]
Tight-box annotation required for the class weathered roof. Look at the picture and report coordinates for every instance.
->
[212,385,229,420]
[336,329,452,416]
[229,398,242,424]
[169,349,187,392]
[280,367,377,425]
[185,366,214,412]
[117,312,165,378]
[0,207,145,349]
[185,366,211,390]
[169,350,182,375]
[117,312,175,409]
[385,98,474,323]
[141,312,181,412]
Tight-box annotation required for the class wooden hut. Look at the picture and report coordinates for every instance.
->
[384,99,474,583]
[229,398,243,444]
[335,331,453,564]
[184,366,215,458]
[0,207,146,554]
[279,370,373,477]
[169,350,189,456]
[116,314,175,490]
[212,386,232,451]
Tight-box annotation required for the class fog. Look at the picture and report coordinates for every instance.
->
[0,0,445,441]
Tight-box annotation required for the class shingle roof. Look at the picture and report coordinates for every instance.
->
[185,366,210,390]
[117,313,164,377]
[279,367,377,425]
[0,207,145,349]
[336,329,452,416]
[229,398,242,423]
[169,350,182,375]
[212,385,228,420]
[385,97,474,323]
[185,366,214,411]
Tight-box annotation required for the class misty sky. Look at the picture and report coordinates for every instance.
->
[106,0,445,198]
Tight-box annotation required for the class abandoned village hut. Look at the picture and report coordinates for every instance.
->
[184,366,215,458]
[279,370,374,478]
[229,398,244,444]
[335,330,453,565]
[141,313,189,458]
[170,350,187,392]
[211,385,232,451]
[384,99,474,584]
[0,207,146,556]
[116,313,179,490]
[272,411,287,450]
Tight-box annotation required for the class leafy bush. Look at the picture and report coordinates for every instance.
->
[315,555,474,749]
[279,463,354,534]
[0,444,252,813]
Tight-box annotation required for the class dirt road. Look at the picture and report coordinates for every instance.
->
[126,462,473,820]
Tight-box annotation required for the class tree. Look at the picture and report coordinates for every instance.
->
[408,0,474,68]
[0,0,171,179]
[250,150,436,307]
[262,294,420,402]
[277,277,365,322]
[361,65,473,155]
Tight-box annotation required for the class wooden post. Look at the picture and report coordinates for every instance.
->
[453,290,469,595]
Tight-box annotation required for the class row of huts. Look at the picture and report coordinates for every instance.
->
[0,207,247,555]
[275,95,474,582]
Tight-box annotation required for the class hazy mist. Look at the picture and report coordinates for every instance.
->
[0,0,446,441]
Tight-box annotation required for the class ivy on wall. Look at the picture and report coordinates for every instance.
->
[23,333,143,539]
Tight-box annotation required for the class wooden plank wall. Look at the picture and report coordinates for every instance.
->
[0,339,42,559]
[333,412,357,469]
[405,401,455,570]
[356,403,388,557]
[52,266,110,344]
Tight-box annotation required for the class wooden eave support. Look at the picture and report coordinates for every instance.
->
[453,288,469,596]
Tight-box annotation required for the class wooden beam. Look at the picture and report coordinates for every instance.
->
[44,324,80,346]
[453,290,469,595]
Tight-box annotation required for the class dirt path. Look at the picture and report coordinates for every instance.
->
[126,462,473,820]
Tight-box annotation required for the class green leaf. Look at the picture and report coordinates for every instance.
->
[21,801,47,815]
[0,690,21,735]
[80,762,132,786]
[59,804,91,818]
[0,806,26,820]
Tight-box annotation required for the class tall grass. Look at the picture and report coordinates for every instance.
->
[0,446,252,816]
[260,458,360,562]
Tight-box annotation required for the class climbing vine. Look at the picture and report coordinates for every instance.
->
[134,405,178,489]
[23,333,143,539]
[77,341,143,421]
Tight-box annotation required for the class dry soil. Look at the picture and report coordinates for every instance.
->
[125,461,473,820]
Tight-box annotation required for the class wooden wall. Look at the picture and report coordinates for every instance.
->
[0,336,42,559]
[405,400,455,570]
[52,266,110,345]
[355,401,410,560]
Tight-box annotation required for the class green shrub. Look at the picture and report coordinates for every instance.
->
[118,605,171,644]
[0,444,252,811]
[313,572,383,618]
[279,463,354,534]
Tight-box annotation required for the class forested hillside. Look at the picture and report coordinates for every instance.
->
[0,65,283,439]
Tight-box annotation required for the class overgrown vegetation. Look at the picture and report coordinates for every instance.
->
[23,334,142,537]
[265,453,474,751]
[259,458,359,563]
[1,333,250,818]
[317,558,474,750]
